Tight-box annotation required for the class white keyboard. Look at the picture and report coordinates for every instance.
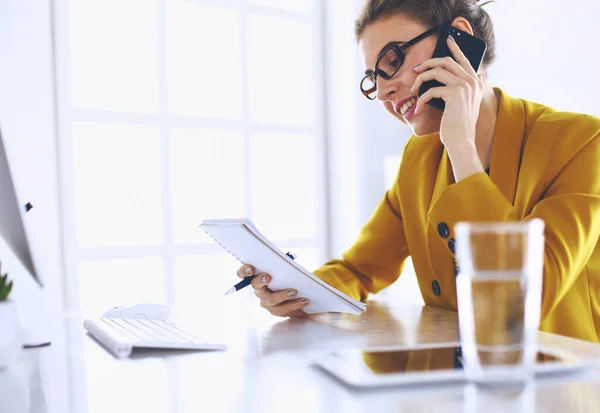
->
[84,318,227,359]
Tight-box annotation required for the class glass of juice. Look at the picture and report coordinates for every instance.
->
[455,219,545,385]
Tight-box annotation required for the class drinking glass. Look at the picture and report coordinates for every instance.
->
[455,219,545,385]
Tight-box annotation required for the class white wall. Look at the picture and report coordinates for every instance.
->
[487,0,600,117]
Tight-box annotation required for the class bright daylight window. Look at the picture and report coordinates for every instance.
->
[56,0,327,318]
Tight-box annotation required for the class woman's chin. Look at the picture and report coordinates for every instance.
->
[409,112,441,136]
[410,123,437,137]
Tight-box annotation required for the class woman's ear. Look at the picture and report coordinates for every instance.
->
[451,16,474,35]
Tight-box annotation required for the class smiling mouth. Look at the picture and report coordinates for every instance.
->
[399,97,417,116]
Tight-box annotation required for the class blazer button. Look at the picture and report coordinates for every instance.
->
[448,238,456,254]
[437,223,450,239]
[432,280,442,296]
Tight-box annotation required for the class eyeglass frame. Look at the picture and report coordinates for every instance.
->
[360,25,441,100]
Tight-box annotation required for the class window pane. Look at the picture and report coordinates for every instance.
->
[72,123,163,247]
[247,15,315,126]
[70,0,158,112]
[166,2,243,118]
[170,129,245,244]
[78,257,164,318]
[250,133,317,240]
[174,253,248,323]
[249,0,313,13]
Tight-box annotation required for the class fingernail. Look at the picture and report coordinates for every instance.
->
[301,299,309,306]
[287,290,296,297]
[261,275,268,283]
[410,85,415,93]
[448,35,456,43]
[245,267,253,275]
[413,64,420,71]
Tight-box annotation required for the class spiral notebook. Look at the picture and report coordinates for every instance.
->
[200,218,366,315]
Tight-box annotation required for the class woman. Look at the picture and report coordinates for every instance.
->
[236,0,600,343]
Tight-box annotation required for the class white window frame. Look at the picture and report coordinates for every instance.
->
[53,0,330,314]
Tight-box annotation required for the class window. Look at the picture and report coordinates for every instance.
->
[55,0,326,319]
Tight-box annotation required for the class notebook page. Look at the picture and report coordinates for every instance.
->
[241,223,365,313]
[241,220,366,312]
[202,219,365,313]
[201,220,365,314]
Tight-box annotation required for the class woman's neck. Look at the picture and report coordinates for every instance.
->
[474,83,500,170]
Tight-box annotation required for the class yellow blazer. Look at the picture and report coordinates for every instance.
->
[314,88,600,343]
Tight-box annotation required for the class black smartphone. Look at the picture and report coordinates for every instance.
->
[418,24,487,111]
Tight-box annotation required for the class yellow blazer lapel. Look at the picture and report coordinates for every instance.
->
[489,88,527,206]
[430,145,453,205]
[426,141,455,307]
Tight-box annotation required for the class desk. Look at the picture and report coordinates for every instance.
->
[2,300,600,413]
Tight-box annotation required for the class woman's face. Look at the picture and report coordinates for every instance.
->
[359,13,442,136]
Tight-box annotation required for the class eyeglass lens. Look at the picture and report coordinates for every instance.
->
[361,48,405,99]
[377,48,405,79]
[361,76,377,100]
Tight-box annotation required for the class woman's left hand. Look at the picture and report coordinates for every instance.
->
[410,35,484,150]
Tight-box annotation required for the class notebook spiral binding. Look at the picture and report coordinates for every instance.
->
[201,225,243,264]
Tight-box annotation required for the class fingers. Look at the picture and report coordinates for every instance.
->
[236,265,311,317]
[410,67,461,95]
[236,264,255,279]
[411,35,484,117]
[413,56,467,81]
[414,86,447,115]
[446,35,478,77]
[269,298,311,317]
[259,287,299,307]
[251,272,271,294]
[413,35,479,82]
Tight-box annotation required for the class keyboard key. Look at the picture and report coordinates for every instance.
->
[139,320,193,343]
[111,318,160,342]
[154,321,204,342]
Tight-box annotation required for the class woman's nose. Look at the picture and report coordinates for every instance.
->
[376,76,397,101]
[376,68,414,101]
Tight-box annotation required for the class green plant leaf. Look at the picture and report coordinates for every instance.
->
[0,274,6,292]
[0,280,12,300]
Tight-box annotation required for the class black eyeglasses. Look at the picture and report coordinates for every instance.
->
[360,26,441,100]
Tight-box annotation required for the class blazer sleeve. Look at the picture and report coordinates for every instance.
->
[313,178,410,302]
[428,132,600,321]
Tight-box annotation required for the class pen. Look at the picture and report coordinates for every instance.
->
[225,252,296,295]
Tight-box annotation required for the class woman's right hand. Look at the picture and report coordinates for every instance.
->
[237,264,310,317]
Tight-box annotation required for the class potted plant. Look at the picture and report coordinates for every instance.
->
[0,262,23,370]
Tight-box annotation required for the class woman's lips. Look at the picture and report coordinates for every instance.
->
[404,103,417,121]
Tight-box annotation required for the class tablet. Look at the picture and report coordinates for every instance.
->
[312,344,591,388]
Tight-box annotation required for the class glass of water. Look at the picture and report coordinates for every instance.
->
[455,219,545,385]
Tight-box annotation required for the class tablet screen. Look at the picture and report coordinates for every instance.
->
[334,347,564,375]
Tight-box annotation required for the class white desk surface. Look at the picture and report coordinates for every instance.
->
[3,300,600,413]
